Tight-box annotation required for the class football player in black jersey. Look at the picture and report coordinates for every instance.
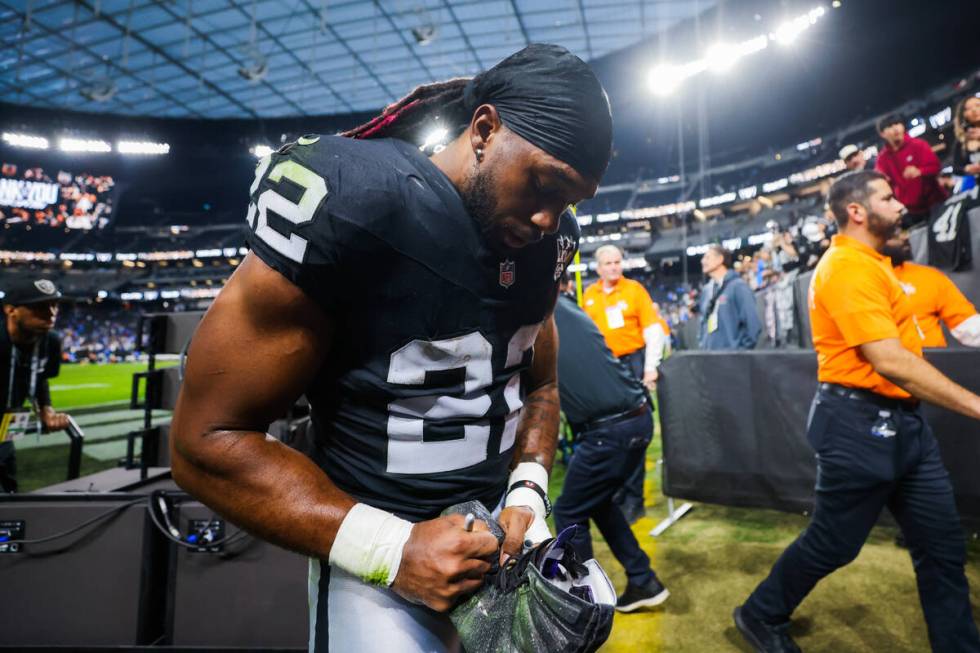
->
[171,45,614,652]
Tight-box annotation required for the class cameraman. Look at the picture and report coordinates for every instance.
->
[1,278,71,492]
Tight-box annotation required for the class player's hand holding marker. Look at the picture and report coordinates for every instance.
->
[393,512,499,612]
[330,502,498,612]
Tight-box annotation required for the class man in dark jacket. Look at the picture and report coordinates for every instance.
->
[698,245,762,350]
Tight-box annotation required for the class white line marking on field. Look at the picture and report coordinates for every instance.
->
[50,383,112,391]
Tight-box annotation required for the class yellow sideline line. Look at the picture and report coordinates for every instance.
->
[603,458,664,652]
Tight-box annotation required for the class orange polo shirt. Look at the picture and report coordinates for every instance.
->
[892,261,977,348]
[809,234,924,399]
[582,277,668,358]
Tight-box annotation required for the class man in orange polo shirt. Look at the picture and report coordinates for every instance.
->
[583,245,669,388]
[884,231,980,348]
[582,244,669,522]
[735,170,980,653]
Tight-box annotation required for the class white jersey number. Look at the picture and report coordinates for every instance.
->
[246,156,328,263]
[932,202,961,244]
[385,326,539,475]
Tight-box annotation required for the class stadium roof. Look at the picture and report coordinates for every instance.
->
[0,0,715,119]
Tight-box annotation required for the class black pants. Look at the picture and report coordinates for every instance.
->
[553,407,657,587]
[615,348,647,515]
[0,441,17,493]
[744,391,980,652]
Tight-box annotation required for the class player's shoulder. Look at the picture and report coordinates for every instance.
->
[274,135,416,217]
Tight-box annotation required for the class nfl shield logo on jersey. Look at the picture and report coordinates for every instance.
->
[499,260,516,288]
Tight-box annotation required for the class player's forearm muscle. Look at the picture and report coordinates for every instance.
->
[171,254,354,559]
[513,317,560,472]
[171,429,355,558]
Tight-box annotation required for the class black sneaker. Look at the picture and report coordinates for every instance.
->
[615,576,669,612]
[733,605,801,653]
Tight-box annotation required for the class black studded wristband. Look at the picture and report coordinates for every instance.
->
[506,479,552,518]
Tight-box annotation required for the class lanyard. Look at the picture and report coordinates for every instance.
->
[705,275,734,319]
[7,340,40,410]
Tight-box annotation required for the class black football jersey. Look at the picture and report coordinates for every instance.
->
[244,135,580,521]
[928,186,976,272]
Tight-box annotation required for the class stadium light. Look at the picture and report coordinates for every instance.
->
[704,36,769,74]
[774,7,825,44]
[252,144,273,158]
[738,35,770,57]
[704,43,738,74]
[774,16,809,44]
[2,132,49,149]
[117,140,170,155]
[59,137,111,153]
[646,5,826,93]
[420,126,449,151]
[649,65,684,96]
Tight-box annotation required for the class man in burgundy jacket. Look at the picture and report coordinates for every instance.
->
[875,113,947,226]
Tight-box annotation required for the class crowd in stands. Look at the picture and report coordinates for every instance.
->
[57,305,137,363]
[0,163,114,230]
[639,89,980,351]
[4,85,977,363]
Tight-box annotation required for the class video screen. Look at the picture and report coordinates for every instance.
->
[0,163,116,230]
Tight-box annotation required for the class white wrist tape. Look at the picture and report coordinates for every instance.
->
[505,462,552,544]
[328,503,414,586]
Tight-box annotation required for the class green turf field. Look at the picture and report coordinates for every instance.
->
[12,362,176,492]
[550,422,980,653]
[48,360,177,409]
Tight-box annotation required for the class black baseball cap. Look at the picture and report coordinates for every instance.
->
[876,113,904,133]
[2,278,63,306]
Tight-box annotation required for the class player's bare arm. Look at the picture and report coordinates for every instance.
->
[515,314,561,471]
[498,313,561,561]
[860,338,980,419]
[170,253,352,558]
[172,254,498,612]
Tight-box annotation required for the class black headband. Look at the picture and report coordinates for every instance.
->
[463,44,613,181]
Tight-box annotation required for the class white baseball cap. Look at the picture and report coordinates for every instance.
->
[838,144,860,161]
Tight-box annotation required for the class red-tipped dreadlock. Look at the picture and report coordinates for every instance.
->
[342,78,472,143]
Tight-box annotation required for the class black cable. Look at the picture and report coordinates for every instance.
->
[146,492,248,550]
[2,497,146,546]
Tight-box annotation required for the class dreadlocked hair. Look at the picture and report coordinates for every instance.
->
[341,78,472,143]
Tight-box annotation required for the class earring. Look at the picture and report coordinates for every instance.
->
[475,148,484,162]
